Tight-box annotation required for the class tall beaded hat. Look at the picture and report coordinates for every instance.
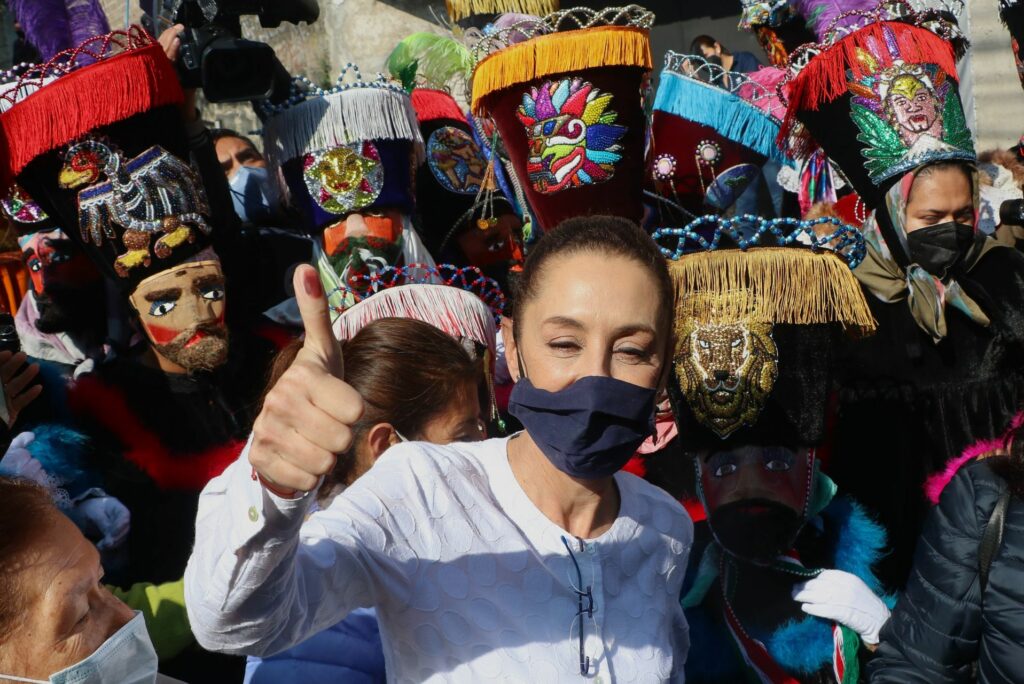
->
[780,0,973,212]
[738,0,816,68]
[470,5,655,232]
[655,214,875,450]
[646,53,788,223]
[325,260,508,428]
[0,28,221,292]
[409,88,520,260]
[998,0,1024,92]
[258,64,424,237]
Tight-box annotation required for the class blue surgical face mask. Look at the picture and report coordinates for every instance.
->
[508,375,656,479]
[0,612,158,684]
[228,165,275,225]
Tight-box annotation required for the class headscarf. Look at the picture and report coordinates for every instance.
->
[855,164,999,342]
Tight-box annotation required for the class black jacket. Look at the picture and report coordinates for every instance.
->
[869,458,1024,683]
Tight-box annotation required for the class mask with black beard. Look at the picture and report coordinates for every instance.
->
[152,323,230,373]
[708,498,804,564]
[34,281,106,335]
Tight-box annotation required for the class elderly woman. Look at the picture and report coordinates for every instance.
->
[185,216,693,681]
[0,476,185,683]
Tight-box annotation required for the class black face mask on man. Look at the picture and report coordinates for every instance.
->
[906,221,975,279]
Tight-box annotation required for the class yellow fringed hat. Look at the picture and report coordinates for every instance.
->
[446,0,560,23]
[469,5,654,231]
[654,215,876,449]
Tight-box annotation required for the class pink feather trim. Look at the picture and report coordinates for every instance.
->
[924,411,1024,504]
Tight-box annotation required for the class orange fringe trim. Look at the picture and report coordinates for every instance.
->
[471,26,651,113]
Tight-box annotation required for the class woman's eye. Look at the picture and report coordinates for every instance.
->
[549,340,580,351]
[764,459,791,472]
[201,286,225,302]
[149,300,176,317]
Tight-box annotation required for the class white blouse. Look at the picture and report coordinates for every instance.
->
[185,437,693,682]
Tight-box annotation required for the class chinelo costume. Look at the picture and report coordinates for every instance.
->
[654,209,890,683]
[258,63,436,320]
[0,27,275,596]
[782,0,1024,588]
[469,5,655,234]
[1,183,107,377]
[409,88,524,285]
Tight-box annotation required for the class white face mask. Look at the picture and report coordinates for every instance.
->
[0,612,158,684]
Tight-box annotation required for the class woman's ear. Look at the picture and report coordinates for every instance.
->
[500,315,520,382]
[366,423,398,461]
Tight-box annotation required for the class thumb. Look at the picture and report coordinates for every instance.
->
[294,264,344,378]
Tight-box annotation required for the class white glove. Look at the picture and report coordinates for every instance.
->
[0,432,46,485]
[792,569,891,645]
[70,495,131,551]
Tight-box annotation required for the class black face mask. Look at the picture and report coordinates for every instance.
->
[906,221,975,280]
[708,498,804,564]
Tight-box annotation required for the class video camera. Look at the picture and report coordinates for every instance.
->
[141,0,319,103]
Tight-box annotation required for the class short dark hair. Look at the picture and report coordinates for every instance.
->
[690,35,727,55]
[512,215,673,340]
[210,128,261,154]
[0,477,58,639]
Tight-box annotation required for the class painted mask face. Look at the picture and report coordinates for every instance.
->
[18,229,99,297]
[128,260,229,373]
[886,75,942,144]
[698,446,813,562]
[675,319,778,439]
[427,127,487,194]
[322,209,405,288]
[455,211,521,268]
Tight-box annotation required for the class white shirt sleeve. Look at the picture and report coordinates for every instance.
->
[184,439,383,657]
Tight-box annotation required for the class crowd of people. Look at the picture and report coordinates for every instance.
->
[1,0,1024,681]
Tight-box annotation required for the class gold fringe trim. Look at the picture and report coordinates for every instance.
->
[446,0,559,21]
[668,248,877,335]
[471,26,651,112]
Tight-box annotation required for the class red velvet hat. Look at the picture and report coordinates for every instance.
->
[470,6,654,231]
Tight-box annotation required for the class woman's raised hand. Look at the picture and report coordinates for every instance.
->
[249,265,364,496]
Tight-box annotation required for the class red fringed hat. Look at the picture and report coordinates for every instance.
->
[0,28,221,291]
[781,1,973,210]
[470,5,654,232]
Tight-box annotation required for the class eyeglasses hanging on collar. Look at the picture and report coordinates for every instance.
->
[562,535,595,676]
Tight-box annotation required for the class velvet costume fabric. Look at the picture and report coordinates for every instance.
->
[832,245,1024,589]
[668,322,839,452]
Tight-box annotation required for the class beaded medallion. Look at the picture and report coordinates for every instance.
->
[303,142,384,215]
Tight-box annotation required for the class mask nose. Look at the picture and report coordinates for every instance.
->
[714,370,730,383]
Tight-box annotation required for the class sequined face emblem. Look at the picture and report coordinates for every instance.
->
[427,127,487,195]
[516,78,627,194]
[848,58,974,184]
[675,319,778,439]
[705,164,760,211]
[1,184,47,224]
[303,142,384,215]
[60,142,212,278]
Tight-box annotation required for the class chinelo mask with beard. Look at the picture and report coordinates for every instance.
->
[18,229,104,335]
[696,445,816,565]
[128,256,229,374]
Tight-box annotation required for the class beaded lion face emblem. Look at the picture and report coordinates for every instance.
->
[675,318,778,439]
